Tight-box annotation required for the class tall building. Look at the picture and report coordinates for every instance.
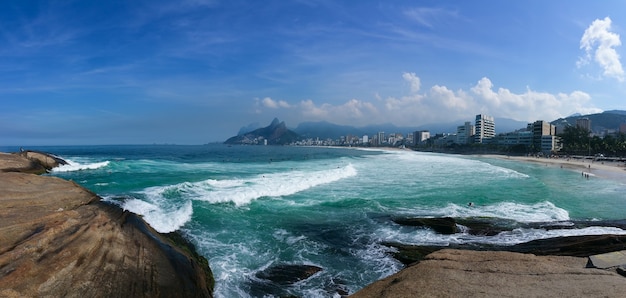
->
[413,130,430,145]
[529,120,557,153]
[456,121,475,144]
[576,117,591,132]
[377,132,385,145]
[474,114,495,144]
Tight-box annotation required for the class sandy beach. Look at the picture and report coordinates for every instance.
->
[478,154,626,184]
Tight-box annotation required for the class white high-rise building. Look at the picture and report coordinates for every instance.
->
[474,114,495,144]
[456,121,475,144]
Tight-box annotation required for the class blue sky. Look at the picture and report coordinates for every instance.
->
[2,0,626,145]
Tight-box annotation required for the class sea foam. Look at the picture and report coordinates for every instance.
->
[145,164,358,206]
[120,198,193,233]
[52,159,110,172]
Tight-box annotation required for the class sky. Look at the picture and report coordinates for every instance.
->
[2,0,626,145]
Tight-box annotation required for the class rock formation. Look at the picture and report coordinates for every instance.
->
[224,118,300,145]
[0,153,213,297]
[350,249,626,298]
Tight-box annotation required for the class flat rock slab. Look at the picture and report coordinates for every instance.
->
[351,249,626,298]
[589,250,626,269]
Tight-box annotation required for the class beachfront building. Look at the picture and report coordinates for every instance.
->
[432,133,456,147]
[413,130,430,146]
[576,117,591,132]
[456,121,475,144]
[528,120,560,153]
[388,133,404,146]
[530,120,555,149]
[406,133,414,145]
[493,130,533,146]
[474,114,495,144]
[541,135,562,153]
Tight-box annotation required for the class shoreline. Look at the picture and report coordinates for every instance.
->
[4,148,626,297]
[477,154,626,184]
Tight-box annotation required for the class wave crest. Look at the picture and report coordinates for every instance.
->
[145,164,357,206]
[120,199,193,233]
[52,159,110,172]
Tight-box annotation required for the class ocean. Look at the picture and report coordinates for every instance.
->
[5,144,626,297]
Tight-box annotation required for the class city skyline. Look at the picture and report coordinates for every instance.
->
[2,1,626,145]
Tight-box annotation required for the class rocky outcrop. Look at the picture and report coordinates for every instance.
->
[362,215,626,297]
[224,118,300,145]
[0,154,213,297]
[0,151,68,174]
[255,264,323,285]
[350,249,626,298]
[392,217,458,234]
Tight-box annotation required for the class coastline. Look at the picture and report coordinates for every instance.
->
[478,154,626,184]
[3,148,626,297]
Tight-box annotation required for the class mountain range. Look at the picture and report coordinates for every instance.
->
[552,110,626,133]
[226,110,626,145]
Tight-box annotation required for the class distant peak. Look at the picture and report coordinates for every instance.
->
[270,118,281,127]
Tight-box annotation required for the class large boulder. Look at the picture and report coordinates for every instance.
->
[0,171,213,297]
[21,150,68,170]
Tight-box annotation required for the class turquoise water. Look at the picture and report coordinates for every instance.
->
[8,144,626,297]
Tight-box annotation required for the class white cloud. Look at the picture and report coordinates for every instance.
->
[253,73,600,129]
[300,98,379,122]
[402,72,421,93]
[261,97,291,108]
[468,77,601,122]
[578,17,624,81]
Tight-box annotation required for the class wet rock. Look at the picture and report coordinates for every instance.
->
[255,264,323,285]
[510,234,626,257]
[382,242,444,266]
[456,217,517,236]
[617,266,626,277]
[248,264,323,297]
[392,217,457,234]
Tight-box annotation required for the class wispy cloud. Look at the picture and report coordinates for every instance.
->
[577,17,624,82]
[403,7,460,29]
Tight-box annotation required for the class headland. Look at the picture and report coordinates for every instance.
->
[0,151,214,297]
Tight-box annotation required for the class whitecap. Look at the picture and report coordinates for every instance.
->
[146,164,358,206]
[120,199,193,233]
[52,159,110,172]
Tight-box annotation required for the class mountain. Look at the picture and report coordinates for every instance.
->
[494,118,529,133]
[237,122,262,135]
[551,111,626,133]
[224,118,300,145]
[293,117,528,140]
[604,110,626,116]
